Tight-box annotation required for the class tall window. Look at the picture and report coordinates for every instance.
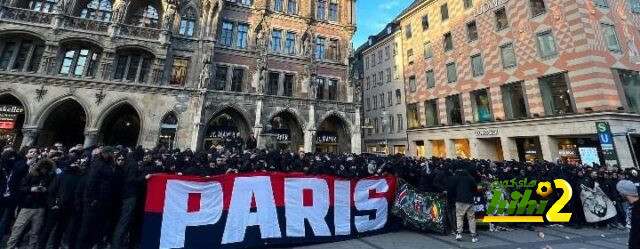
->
[274,0,284,12]
[379,93,384,109]
[315,37,325,60]
[397,114,403,131]
[441,4,449,21]
[328,79,338,100]
[178,8,197,37]
[443,32,453,52]
[594,0,608,8]
[389,115,394,134]
[283,74,294,96]
[421,15,429,30]
[602,24,621,52]
[328,39,339,61]
[170,58,188,86]
[386,68,392,82]
[501,81,528,119]
[495,8,509,30]
[231,68,244,92]
[329,2,338,22]
[288,0,297,14]
[131,5,159,28]
[530,0,546,16]
[615,69,640,113]
[29,0,57,12]
[366,98,371,111]
[377,50,382,64]
[0,38,44,72]
[446,62,458,83]
[236,23,249,49]
[80,0,113,21]
[405,24,412,39]
[59,47,100,77]
[409,76,416,92]
[213,66,228,90]
[407,103,419,129]
[385,46,390,59]
[268,72,279,95]
[407,49,414,65]
[113,50,154,83]
[471,89,492,122]
[537,30,558,59]
[285,32,296,55]
[317,0,326,20]
[539,73,574,115]
[471,54,484,77]
[500,43,517,68]
[424,41,433,59]
[373,96,377,109]
[220,22,234,47]
[446,94,463,125]
[425,99,439,127]
[387,91,392,106]
[315,77,325,99]
[396,89,402,104]
[271,30,282,53]
[629,0,640,13]
[467,21,478,42]
[464,0,473,9]
[426,70,436,88]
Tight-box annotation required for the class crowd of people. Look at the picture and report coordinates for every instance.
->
[0,139,637,249]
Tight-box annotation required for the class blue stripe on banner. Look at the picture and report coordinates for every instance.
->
[142,207,393,249]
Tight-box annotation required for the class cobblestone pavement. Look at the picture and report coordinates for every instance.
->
[293,226,629,249]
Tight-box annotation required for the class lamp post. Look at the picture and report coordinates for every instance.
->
[382,111,389,155]
[172,92,190,150]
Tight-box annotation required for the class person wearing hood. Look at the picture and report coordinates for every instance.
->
[38,158,85,249]
[616,180,639,249]
[0,146,36,238]
[6,158,54,249]
[452,166,478,243]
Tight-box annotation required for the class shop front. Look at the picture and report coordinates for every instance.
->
[315,131,338,153]
[431,140,445,158]
[414,141,426,157]
[0,104,24,147]
[316,115,351,153]
[454,139,471,159]
[556,137,603,166]
[269,112,304,152]
[516,137,543,162]
[203,112,245,150]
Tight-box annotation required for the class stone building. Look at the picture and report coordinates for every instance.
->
[397,0,640,167]
[357,23,408,154]
[0,0,360,153]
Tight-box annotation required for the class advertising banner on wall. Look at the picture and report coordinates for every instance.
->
[142,173,397,249]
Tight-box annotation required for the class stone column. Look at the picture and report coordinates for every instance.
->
[351,109,362,153]
[304,104,316,152]
[83,129,99,148]
[470,138,481,159]
[445,139,456,159]
[254,97,264,147]
[20,127,39,148]
[424,140,434,158]
[501,136,519,161]
[539,135,560,162]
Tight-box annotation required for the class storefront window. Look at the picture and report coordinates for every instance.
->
[394,145,406,155]
[539,73,574,115]
[446,94,463,125]
[432,140,445,158]
[415,141,426,157]
[407,103,420,129]
[616,69,640,113]
[517,137,542,162]
[471,89,492,122]
[454,139,470,159]
[501,82,528,119]
[425,99,439,127]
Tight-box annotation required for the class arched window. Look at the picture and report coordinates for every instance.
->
[80,0,113,22]
[29,0,58,12]
[58,45,101,77]
[131,5,159,28]
[113,49,154,83]
[178,8,197,37]
[0,36,45,72]
[158,112,178,149]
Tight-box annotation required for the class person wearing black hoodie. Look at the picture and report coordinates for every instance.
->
[37,158,85,249]
[452,166,478,243]
[0,146,35,237]
[6,158,54,249]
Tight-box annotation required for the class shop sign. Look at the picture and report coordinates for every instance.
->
[473,0,510,17]
[475,128,499,137]
[316,132,338,144]
[578,147,600,166]
[0,113,18,122]
[0,122,15,130]
[207,127,240,139]
[272,129,290,142]
[596,122,619,167]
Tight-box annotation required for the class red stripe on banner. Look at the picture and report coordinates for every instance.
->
[187,193,201,213]
[144,173,398,213]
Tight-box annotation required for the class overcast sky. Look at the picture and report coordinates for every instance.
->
[353,0,412,48]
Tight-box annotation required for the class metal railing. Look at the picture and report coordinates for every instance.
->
[119,24,162,40]
[0,5,53,24]
[63,15,110,33]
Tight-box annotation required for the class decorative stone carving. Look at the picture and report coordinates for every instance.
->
[112,0,130,24]
[163,3,177,31]
[199,59,212,89]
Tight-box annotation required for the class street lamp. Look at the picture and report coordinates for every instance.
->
[172,92,190,149]
[382,111,389,155]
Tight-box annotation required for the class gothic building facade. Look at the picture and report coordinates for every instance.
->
[0,0,360,152]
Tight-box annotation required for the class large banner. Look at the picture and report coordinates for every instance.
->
[580,184,617,223]
[391,179,447,234]
[142,173,397,249]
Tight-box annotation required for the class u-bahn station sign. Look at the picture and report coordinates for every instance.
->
[474,0,510,17]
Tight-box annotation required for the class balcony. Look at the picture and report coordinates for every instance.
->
[0,5,53,25]
[63,15,109,33]
[118,24,162,40]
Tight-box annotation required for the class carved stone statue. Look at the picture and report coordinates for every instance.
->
[199,62,211,89]
[301,27,314,58]
[112,0,130,24]
[163,3,177,30]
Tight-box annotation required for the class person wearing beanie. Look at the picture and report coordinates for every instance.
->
[617,180,639,249]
